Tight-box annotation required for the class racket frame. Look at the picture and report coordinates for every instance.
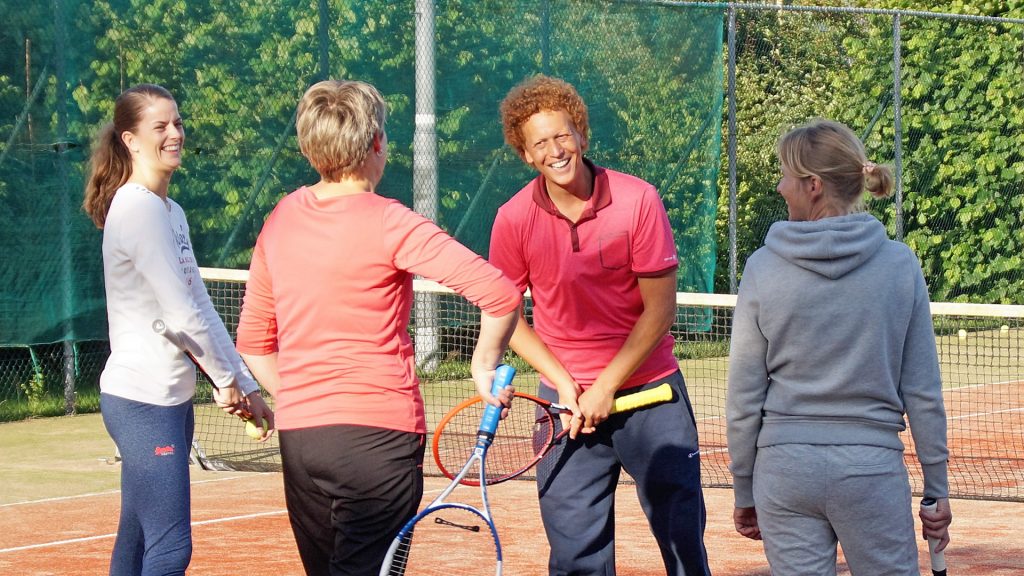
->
[152,318,259,439]
[433,382,675,486]
[378,365,515,576]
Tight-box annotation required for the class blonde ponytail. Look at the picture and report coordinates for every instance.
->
[778,119,894,213]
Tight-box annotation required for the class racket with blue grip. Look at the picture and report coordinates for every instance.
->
[378,364,515,576]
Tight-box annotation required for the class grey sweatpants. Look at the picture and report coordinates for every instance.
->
[752,443,918,576]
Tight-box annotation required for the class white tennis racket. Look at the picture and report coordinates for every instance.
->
[920,497,947,576]
[378,364,515,576]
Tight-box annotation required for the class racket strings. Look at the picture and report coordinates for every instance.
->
[488,405,554,481]
[384,508,500,575]
[434,397,556,484]
[434,402,485,480]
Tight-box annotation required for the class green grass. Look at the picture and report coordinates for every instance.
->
[675,339,730,360]
[0,341,107,422]
[0,388,101,422]
[0,412,122,504]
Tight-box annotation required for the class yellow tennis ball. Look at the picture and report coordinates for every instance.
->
[1001,325,1010,335]
[957,329,967,340]
[244,418,265,440]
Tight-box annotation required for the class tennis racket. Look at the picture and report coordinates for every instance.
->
[920,498,948,576]
[379,364,515,576]
[434,382,674,486]
[152,318,260,428]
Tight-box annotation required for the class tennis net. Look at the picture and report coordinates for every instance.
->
[195,268,1024,501]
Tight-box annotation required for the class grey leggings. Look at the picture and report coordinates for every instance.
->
[752,443,918,576]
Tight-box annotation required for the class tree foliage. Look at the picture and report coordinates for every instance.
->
[0,0,1021,343]
[718,5,875,292]
[868,0,1024,302]
[720,0,1023,302]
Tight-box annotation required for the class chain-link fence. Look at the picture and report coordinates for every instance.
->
[720,3,1024,300]
[1,1,1021,444]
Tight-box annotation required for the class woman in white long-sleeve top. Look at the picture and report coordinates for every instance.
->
[83,83,274,576]
[726,118,952,576]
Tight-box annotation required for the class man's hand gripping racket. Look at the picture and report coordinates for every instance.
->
[433,382,674,486]
[152,319,273,441]
[379,364,516,576]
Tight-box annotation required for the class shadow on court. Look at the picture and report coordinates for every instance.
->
[2,473,1022,575]
[0,414,1022,574]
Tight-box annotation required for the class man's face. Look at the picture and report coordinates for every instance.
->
[520,109,588,194]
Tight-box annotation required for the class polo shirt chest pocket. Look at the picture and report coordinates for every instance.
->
[598,232,630,270]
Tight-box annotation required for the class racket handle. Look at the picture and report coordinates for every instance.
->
[153,318,188,351]
[920,498,947,576]
[611,383,674,414]
[153,319,223,392]
[478,364,516,435]
[152,319,168,336]
[153,318,192,358]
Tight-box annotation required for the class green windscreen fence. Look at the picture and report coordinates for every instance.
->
[0,0,722,349]
[3,1,1023,502]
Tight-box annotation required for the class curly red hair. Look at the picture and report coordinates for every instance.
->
[500,75,589,157]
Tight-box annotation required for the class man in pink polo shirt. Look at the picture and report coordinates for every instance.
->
[490,75,711,576]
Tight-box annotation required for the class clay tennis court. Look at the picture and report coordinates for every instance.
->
[1,410,1022,575]
[694,379,1024,501]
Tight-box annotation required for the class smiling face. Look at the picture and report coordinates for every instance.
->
[519,109,589,196]
[121,97,184,177]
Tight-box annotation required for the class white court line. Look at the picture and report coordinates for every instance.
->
[948,378,1022,391]
[951,407,1024,421]
[0,489,122,508]
[945,379,1023,420]
[696,414,725,422]
[0,510,287,554]
[421,484,448,496]
[0,474,267,508]
[191,510,286,527]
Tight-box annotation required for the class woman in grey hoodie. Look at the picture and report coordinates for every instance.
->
[726,119,952,575]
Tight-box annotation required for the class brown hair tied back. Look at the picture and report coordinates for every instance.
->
[83,84,175,228]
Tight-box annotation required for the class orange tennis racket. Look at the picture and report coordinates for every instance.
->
[433,383,674,486]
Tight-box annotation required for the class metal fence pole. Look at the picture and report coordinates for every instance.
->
[892,13,905,241]
[53,0,76,414]
[727,6,739,294]
[414,0,440,372]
